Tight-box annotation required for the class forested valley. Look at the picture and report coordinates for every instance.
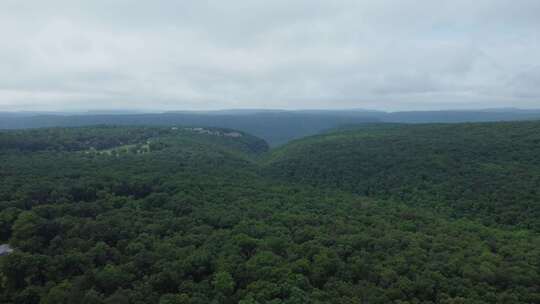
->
[1,123,540,304]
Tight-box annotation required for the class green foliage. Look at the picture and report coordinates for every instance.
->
[213,271,235,295]
[1,123,540,303]
[159,293,190,304]
[82,289,104,304]
[265,121,540,230]
[41,281,71,304]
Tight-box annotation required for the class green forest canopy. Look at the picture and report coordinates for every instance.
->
[264,121,540,230]
[1,122,540,304]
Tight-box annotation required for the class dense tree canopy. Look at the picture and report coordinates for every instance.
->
[265,122,540,230]
[1,123,540,303]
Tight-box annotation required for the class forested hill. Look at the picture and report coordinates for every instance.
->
[264,121,540,230]
[1,124,540,303]
[0,112,380,147]
[0,126,268,156]
[3,109,540,146]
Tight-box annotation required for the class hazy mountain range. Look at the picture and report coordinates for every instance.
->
[2,108,540,146]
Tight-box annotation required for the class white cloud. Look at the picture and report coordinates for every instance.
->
[0,0,539,111]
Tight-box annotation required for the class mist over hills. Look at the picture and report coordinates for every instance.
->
[0,111,377,146]
[1,108,540,146]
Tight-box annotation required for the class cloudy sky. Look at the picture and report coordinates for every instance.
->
[1,0,539,111]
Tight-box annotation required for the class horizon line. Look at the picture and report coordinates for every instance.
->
[2,107,540,115]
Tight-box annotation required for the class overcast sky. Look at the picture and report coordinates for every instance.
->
[1,0,539,111]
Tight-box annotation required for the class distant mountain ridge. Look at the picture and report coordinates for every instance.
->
[2,108,540,145]
[0,112,380,146]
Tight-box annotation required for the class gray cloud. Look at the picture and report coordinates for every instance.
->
[1,0,539,111]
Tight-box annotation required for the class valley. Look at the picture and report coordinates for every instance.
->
[1,122,540,303]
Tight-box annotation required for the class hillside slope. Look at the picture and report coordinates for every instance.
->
[0,126,268,156]
[0,126,267,211]
[0,112,379,146]
[264,121,540,229]
[1,125,540,303]
[3,109,540,146]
